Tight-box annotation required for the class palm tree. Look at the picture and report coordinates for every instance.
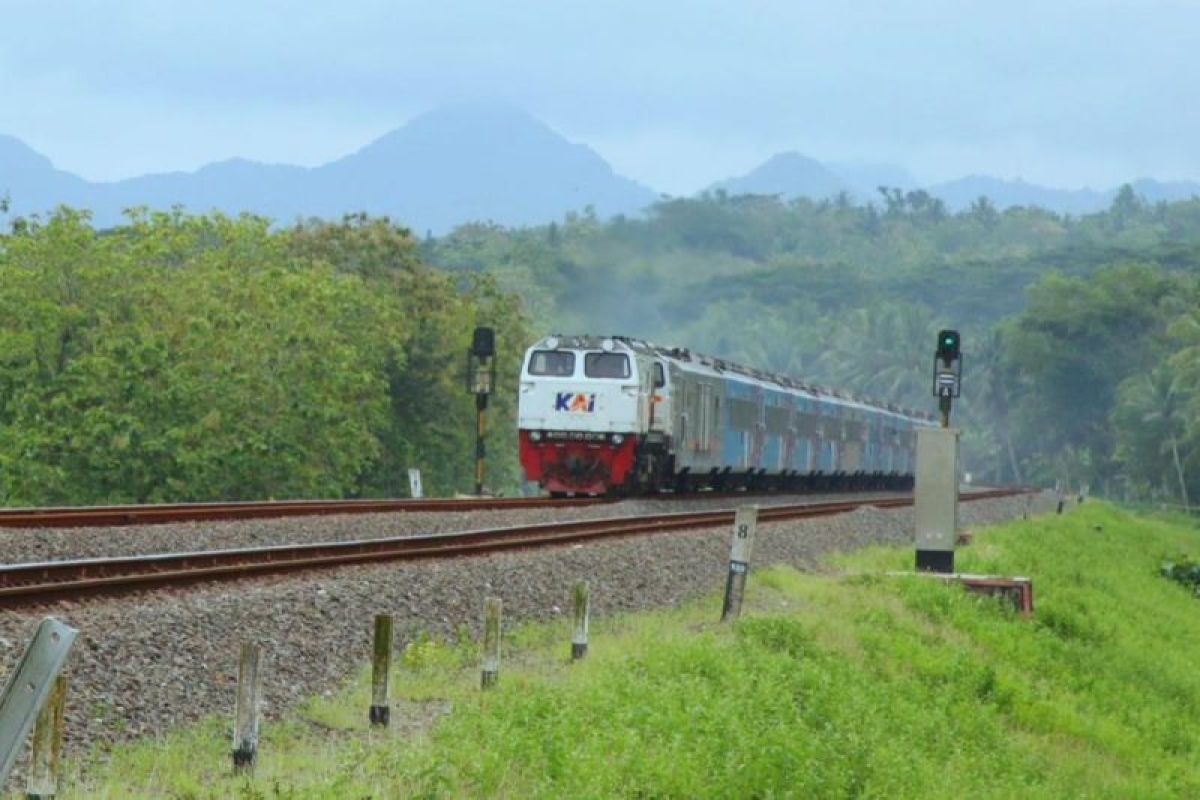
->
[1113,366,1190,510]
[812,302,936,407]
[971,328,1023,484]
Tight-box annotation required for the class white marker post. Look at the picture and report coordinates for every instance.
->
[369,614,393,728]
[481,597,501,689]
[571,581,590,661]
[407,469,423,499]
[721,506,758,622]
[231,642,263,773]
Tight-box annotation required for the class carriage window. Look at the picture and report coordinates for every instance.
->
[528,350,575,376]
[585,352,630,379]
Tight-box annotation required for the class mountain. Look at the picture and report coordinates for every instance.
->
[926,175,1200,214]
[827,161,918,199]
[927,176,1110,214]
[311,105,658,231]
[710,152,848,200]
[1128,178,1200,205]
[713,152,1200,214]
[0,135,92,211]
[711,154,921,203]
[0,105,658,233]
[5,114,1200,229]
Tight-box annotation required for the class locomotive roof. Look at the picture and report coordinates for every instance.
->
[533,334,934,424]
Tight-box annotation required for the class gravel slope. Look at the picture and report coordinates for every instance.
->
[0,491,1054,783]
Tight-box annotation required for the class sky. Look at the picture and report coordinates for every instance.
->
[1,0,1197,195]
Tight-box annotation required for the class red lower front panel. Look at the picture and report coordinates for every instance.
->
[519,431,638,494]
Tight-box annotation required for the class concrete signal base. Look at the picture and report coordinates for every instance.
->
[914,427,960,573]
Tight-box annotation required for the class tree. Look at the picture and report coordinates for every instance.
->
[1112,365,1191,508]
[1002,264,1184,488]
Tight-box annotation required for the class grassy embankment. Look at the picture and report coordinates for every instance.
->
[45,503,1200,798]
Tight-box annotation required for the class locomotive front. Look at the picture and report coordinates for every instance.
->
[518,336,652,495]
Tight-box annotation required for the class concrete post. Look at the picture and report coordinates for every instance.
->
[481,597,501,689]
[721,505,758,621]
[369,614,393,727]
[914,427,959,573]
[571,582,590,661]
[232,642,263,772]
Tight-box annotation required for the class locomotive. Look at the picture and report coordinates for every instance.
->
[518,334,933,495]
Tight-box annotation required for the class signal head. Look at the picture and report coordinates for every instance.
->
[471,326,496,358]
[936,329,960,363]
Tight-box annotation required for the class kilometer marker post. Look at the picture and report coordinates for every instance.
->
[721,506,758,622]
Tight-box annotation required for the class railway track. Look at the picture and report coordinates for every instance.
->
[0,495,614,529]
[0,488,1027,609]
[0,487,914,529]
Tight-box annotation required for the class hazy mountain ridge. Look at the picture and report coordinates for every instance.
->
[2,107,1199,231]
[0,106,658,233]
[721,156,1200,213]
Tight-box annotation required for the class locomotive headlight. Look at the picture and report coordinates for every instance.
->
[610,433,625,445]
[529,430,543,442]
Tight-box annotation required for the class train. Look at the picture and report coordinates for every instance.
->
[517,334,933,496]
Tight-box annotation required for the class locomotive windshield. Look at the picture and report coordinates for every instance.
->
[585,352,630,379]
[528,350,575,376]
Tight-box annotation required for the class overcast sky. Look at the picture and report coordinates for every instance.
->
[1,0,1196,194]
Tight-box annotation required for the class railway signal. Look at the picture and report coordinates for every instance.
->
[931,329,962,428]
[467,326,497,496]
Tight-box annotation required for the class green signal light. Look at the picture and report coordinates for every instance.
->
[936,329,960,359]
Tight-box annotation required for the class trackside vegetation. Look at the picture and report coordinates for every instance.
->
[47,503,1200,798]
[427,191,1200,503]
[6,191,1200,504]
[0,210,528,503]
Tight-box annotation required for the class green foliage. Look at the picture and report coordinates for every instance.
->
[425,190,1200,497]
[7,185,1200,503]
[59,504,1200,798]
[1161,554,1200,595]
[0,209,528,504]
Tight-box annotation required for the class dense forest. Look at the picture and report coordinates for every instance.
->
[0,207,527,504]
[2,184,1199,505]
[425,185,1200,504]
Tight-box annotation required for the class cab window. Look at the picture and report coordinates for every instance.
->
[653,362,666,388]
[528,350,575,376]
[584,352,630,379]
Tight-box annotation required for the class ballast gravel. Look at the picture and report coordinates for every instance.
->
[0,491,911,564]
[0,491,1055,784]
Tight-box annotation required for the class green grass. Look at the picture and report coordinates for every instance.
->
[37,503,1200,798]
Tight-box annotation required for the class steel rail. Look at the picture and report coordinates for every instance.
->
[0,487,916,529]
[0,495,614,529]
[0,488,1026,608]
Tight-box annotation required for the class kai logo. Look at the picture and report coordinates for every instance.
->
[555,392,596,413]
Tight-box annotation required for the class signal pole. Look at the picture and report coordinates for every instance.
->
[467,327,496,496]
